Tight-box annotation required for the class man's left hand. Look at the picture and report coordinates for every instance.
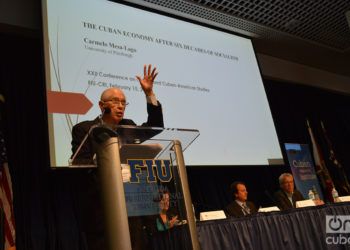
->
[136,64,158,96]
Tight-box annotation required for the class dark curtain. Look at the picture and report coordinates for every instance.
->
[1,31,350,249]
[0,32,50,250]
[0,32,86,249]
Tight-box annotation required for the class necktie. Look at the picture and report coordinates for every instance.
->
[242,203,250,215]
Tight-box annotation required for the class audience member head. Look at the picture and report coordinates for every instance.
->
[99,87,128,125]
[231,181,248,202]
[279,173,294,194]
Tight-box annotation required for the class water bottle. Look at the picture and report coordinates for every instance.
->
[332,188,339,202]
[192,203,197,222]
[312,186,319,200]
[308,189,315,200]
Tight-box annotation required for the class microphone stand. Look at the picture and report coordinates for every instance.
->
[69,124,99,166]
[69,108,110,166]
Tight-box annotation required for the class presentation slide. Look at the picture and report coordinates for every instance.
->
[42,0,283,167]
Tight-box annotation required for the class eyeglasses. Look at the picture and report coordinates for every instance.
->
[102,98,129,107]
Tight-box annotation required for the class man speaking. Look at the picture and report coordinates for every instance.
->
[71,64,164,164]
[70,64,164,250]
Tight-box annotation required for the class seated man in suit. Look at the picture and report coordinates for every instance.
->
[225,181,257,218]
[273,173,304,210]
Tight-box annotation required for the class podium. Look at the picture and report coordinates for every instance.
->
[92,125,200,250]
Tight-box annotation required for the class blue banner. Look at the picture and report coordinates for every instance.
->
[284,143,323,200]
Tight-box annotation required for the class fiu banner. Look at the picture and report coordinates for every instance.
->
[123,159,180,217]
[285,143,323,200]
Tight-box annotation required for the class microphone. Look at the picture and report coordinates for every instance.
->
[103,107,111,115]
[69,106,115,165]
[69,123,98,166]
[69,106,107,165]
[100,99,111,116]
[264,190,277,205]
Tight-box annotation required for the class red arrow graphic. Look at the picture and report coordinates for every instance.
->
[47,91,93,114]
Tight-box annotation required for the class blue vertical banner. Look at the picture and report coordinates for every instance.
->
[285,143,324,200]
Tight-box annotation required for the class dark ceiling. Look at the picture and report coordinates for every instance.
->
[123,0,350,76]
[2,0,349,76]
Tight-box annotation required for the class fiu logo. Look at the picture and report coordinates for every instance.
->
[128,159,172,183]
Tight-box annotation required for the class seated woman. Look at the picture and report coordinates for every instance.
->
[156,190,179,231]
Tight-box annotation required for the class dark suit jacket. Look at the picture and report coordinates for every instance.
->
[71,101,163,164]
[273,189,304,211]
[224,200,258,218]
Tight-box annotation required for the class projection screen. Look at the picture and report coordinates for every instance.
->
[42,0,283,167]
